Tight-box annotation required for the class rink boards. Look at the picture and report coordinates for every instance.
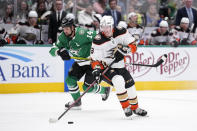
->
[0,46,197,93]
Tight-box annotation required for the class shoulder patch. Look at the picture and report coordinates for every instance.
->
[79,29,85,35]
[113,27,127,38]
[117,26,123,30]
[152,30,157,34]
[93,33,110,45]
[94,34,101,40]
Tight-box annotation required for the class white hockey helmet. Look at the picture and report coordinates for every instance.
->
[159,20,168,28]
[66,13,75,20]
[181,17,189,24]
[128,12,137,19]
[100,15,114,29]
[118,21,128,28]
[28,10,38,18]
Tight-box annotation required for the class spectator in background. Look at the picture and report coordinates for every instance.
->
[17,0,29,22]
[93,0,107,14]
[77,4,94,30]
[145,4,160,27]
[117,0,126,17]
[175,0,197,31]
[140,0,157,14]
[48,0,67,44]
[37,1,47,18]
[76,0,91,12]
[3,4,14,24]
[103,0,121,27]
[129,0,143,14]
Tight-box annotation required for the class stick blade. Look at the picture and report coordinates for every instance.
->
[49,118,58,123]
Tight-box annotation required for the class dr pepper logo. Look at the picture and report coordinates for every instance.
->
[158,51,190,77]
[124,52,154,78]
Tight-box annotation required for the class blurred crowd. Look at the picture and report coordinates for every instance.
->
[0,0,197,46]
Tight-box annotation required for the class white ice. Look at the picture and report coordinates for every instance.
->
[0,90,197,131]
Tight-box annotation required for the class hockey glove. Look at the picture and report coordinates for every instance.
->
[114,48,125,63]
[180,38,190,45]
[57,47,71,60]
[0,39,7,47]
[128,43,137,53]
[92,68,102,84]
[172,40,179,47]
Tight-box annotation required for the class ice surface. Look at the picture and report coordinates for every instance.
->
[0,90,197,131]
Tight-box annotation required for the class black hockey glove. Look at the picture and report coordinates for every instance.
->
[57,48,71,60]
[172,40,179,47]
[92,68,102,84]
[180,38,190,45]
[114,48,127,63]
[0,39,7,47]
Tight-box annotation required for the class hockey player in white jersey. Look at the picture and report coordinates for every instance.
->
[16,11,40,45]
[90,16,147,117]
[173,17,197,45]
[127,12,144,44]
[150,20,176,45]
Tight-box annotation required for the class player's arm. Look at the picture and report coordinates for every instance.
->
[122,29,137,53]
[49,34,70,60]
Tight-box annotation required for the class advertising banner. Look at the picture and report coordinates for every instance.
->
[0,47,64,93]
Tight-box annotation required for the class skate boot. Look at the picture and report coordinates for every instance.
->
[101,87,110,101]
[133,107,147,116]
[124,105,133,117]
[65,99,82,110]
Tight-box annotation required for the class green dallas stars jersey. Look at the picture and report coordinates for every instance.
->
[49,27,97,59]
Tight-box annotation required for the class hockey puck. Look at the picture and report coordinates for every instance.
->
[68,121,74,124]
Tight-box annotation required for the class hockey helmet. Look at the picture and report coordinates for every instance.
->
[181,17,189,24]
[118,21,128,28]
[159,20,168,28]
[66,13,75,20]
[128,12,137,19]
[28,10,38,18]
[100,16,114,30]
[61,17,74,28]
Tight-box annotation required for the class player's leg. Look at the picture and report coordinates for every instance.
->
[104,69,132,117]
[119,68,147,116]
[65,62,86,109]
[82,65,111,101]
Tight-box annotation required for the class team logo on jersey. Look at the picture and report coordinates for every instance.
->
[95,34,101,40]
[79,29,85,35]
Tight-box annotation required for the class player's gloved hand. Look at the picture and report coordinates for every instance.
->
[128,43,137,53]
[92,68,102,84]
[172,40,179,47]
[0,39,7,47]
[114,48,125,63]
[180,38,190,45]
[57,47,71,60]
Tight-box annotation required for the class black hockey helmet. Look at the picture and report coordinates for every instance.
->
[61,17,74,28]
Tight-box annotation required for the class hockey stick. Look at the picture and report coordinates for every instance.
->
[49,60,116,123]
[71,56,90,60]
[71,53,167,68]
[131,54,167,67]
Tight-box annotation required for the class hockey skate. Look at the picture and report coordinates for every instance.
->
[101,87,110,101]
[65,99,82,110]
[124,106,133,117]
[133,107,147,116]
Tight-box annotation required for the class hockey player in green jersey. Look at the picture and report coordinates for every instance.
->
[49,17,110,109]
